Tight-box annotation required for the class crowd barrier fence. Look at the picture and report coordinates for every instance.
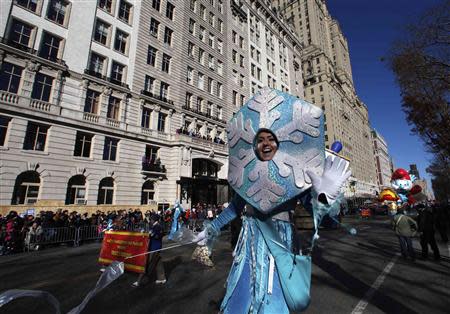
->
[24,220,205,251]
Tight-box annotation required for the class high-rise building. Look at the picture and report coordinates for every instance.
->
[274,0,378,198]
[409,164,420,180]
[0,0,305,213]
[372,129,392,189]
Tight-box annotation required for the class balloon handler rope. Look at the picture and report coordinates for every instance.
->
[125,240,200,260]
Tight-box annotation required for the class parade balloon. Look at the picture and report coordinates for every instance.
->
[409,185,422,195]
[379,188,399,202]
[391,168,411,181]
[330,141,343,153]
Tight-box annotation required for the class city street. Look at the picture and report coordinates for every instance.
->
[1,216,449,314]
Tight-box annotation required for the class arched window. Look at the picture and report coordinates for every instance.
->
[11,171,40,205]
[98,177,114,205]
[141,180,155,204]
[65,175,86,205]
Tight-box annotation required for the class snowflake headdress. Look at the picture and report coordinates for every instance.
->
[227,88,325,213]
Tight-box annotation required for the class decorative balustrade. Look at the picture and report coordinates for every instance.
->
[141,127,169,140]
[106,118,121,128]
[0,90,19,104]
[83,112,100,123]
[140,90,174,105]
[30,99,51,112]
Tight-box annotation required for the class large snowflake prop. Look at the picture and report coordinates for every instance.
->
[227,88,325,213]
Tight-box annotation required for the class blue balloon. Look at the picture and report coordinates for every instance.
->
[330,141,343,153]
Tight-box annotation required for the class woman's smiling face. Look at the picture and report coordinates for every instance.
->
[256,131,278,161]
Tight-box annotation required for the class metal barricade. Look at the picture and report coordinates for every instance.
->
[26,227,77,251]
[76,225,104,246]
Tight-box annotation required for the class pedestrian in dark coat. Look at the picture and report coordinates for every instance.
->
[416,204,440,260]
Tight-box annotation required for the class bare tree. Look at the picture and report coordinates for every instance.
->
[387,0,450,157]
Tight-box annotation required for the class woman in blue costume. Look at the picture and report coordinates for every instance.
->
[194,88,351,314]
[167,201,184,240]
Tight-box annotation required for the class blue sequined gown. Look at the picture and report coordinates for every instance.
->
[209,193,313,314]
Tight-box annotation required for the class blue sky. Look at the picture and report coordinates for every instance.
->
[326,0,441,192]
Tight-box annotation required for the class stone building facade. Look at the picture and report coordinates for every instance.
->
[0,0,304,214]
[371,129,392,189]
[274,0,379,199]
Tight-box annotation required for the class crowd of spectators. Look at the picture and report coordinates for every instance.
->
[0,203,226,256]
[176,126,226,145]
[0,208,154,255]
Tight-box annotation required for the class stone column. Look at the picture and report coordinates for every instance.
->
[151,105,161,130]
[21,61,41,98]
[51,70,64,106]
[79,79,89,111]
[167,109,174,134]
[101,87,112,118]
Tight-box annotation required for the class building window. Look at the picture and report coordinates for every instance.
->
[74,131,93,158]
[208,54,214,70]
[196,97,203,112]
[218,19,223,33]
[141,107,152,129]
[46,0,69,26]
[233,90,237,106]
[107,96,120,120]
[98,0,112,13]
[161,53,171,73]
[65,175,86,205]
[16,0,39,12]
[0,62,23,94]
[150,18,159,37]
[189,19,195,34]
[232,50,237,63]
[84,89,100,114]
[0,116,11,146]
[118,0,132,23]
[187,66,194,84]
[160,82,169,99]
[209,12,215,27]
[114,29,128,54]
[199,26,205,42]
[185,92,193,108]
[103,137,119,160]
[217,39,223,54]
[198,72,204,90]
[190,0,196,12]
[141,181,155,204]
[157,112,167,132]
[200,4,206,19]
[23,122,49,151]
[144,75,154,93]
[152,0,160,11]
[208,33,214,48]
[146,47,158,67]
[12,171,40,205]
[198,48,204,65]
[110,61,125,83]
[208,77,213,94]
[97,177,114,204]
[31,73,53,102]
[217,60,223,75]
[207,101,213,116]
[217,106,222,119]
[89,52,106,76]
[166,2,175,20]
[217,82,223,98]
[188,41,194,57]
[39,31,62,61]
[9,19,33,47]
[94,19,110,45]
[164,27,173,45]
